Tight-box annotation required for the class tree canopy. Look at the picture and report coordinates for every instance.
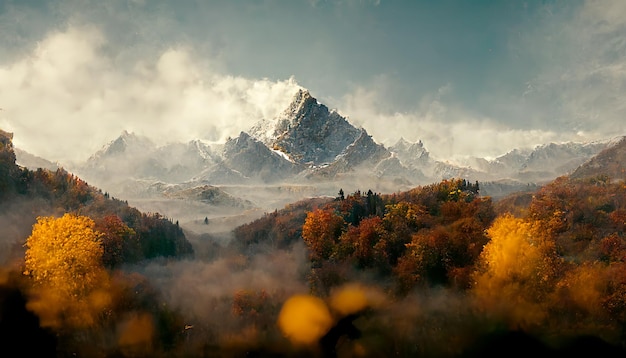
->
[23,213,112,329]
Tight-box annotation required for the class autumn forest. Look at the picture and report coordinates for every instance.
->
[2,130,626,357]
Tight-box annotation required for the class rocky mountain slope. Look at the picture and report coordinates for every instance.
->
[569,136,626,181]
[249,89,363,165]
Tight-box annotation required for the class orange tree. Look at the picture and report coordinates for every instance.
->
[302,208,345,262]
[95,214,139,268]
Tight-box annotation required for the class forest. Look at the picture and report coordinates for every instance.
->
[1,129,626,357]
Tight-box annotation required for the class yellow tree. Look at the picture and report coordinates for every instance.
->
[381,202,428,265]
[471,214,561,329]
[23,213,112,329]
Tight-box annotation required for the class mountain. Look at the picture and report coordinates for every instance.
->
[249,89,363,165]
[14,147,60,171]
[77,130,157,181]
[0,129,194,265]
[89,130,156,160]
[515,140,611,182]
[72,90,405,209]
[450,140,613,184]
[77,131,221,183]
[569,136,626,181]
[68,88,625,212]
[389,137,430,168]
[222,131,302,182]
[302,128,391,180]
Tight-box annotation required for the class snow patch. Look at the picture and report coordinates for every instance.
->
[270,148,294,163]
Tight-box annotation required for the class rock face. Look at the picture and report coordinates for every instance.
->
[249,89,362,165]
[222,132,302,182]
[389,137,430,169]
[304,129,391,180]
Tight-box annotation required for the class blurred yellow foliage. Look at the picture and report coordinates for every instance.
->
[23,213,112,329]
[329,284,368,316]
[277,294,333,346]
[118,312,155,356]
[472,214,559,329]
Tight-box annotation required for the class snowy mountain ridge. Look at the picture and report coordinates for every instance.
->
[14,88,623,210]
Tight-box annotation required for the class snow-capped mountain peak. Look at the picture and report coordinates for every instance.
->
[283,89,316,119]
[249,89,363,166]
[87,130,155,162]
[389,137,429,168]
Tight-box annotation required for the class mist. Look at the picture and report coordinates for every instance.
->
[0,197,59,266]
[0,24,302,164]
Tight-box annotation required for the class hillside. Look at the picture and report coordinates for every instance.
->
[569,136,626,182]
[0,129,193,266]
[227,169,626,355]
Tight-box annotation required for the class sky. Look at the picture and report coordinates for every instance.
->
[0,0,625,164]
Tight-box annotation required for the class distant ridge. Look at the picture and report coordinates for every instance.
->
[569,136,626,181]
[45,88,624,205]
[14,147,60,171]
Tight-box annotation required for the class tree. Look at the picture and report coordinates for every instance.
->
[95,214,139,268]
[381,202,428,265]
[471,214,561,330]
[23,213,112,329]
[338,216,387,268]
[302,208,345,261]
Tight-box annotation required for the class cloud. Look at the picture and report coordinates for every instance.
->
[0,25,302,164]
[1,0,624,166]
[515,0,626,137]
[337,85,568,161]
[332,0,626,160]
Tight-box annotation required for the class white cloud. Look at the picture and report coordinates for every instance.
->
[0,25,302,164]
[338,85,578,161]
[333,0,626,160]
[518,0,626,138]
[2,0,624,166]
